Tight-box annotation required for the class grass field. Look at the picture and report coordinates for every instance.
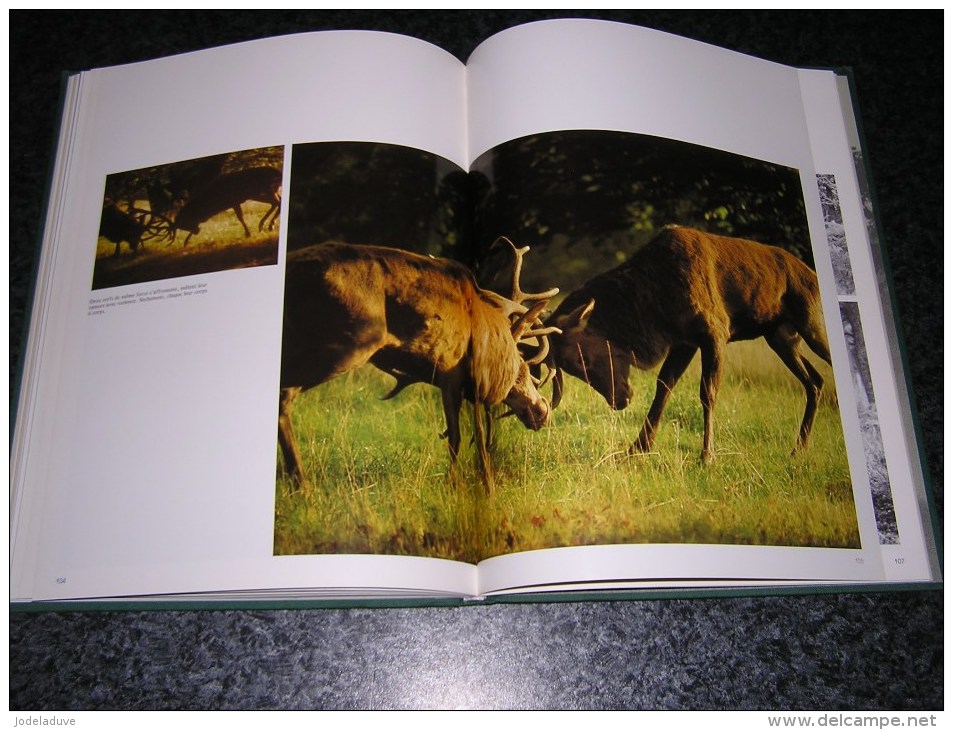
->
[273,340,858,563]
[92,202,279,290]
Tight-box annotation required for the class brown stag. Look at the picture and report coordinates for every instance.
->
[173,166,281,245]
[278,242,559,491]
[380,237,560,442]
[548,225,832,463]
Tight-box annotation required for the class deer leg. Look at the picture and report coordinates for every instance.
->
[698,340,725,464]
[633,345,696,453]
[766,327,825,451]
[795,355,824,450]
[474,400,494,494]
[277,328,386,490]
[233,205,251,237]
[798,300,833,366]
[277,386,308,490]
[440,381,463,463]
[259,201,279,232]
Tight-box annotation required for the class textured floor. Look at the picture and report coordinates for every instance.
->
[9,11,942,710]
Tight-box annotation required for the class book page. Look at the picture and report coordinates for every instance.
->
[797,69,941,584]
[466,19,810,168]
[462,19,906,592]
[12,30,480,602]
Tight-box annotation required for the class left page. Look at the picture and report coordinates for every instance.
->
[11,31,479,603]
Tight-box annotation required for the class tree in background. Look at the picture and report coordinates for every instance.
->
[471,130,810,296]
[287,142,468,259]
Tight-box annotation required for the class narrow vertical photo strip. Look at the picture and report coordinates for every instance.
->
[818,173,898,544]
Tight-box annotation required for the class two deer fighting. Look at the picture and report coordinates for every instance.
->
[100,164,282,254]
[277,226,833,489]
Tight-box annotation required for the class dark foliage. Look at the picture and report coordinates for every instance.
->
[471,130,811,286]
[287,142,470,259]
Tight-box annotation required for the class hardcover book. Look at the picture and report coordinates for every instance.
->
[10,19,941,607]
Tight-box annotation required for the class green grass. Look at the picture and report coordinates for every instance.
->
[274,341,859,562]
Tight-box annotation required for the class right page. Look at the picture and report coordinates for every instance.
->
[463,19,939,595]
[796,69,942,585]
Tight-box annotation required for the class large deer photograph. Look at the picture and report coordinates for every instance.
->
[274,135,861,564]
[468,130,860,556]
[92,146,282,290]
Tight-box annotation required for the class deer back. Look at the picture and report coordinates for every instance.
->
[281,244,476,385]
[176,166,281,231]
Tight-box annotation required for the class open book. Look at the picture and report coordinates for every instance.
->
[10,19,941,607]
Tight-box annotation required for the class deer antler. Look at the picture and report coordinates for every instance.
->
[482,290,530,319]
[492,236,559,304]
[490,239,562,386]
[479,236,562,391]
[511,300,562,367]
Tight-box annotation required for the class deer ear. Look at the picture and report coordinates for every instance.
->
[564,299,595,328]
[580,299,595,324]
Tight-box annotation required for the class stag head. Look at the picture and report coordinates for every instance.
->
[502,299,562,429]
[550,299,634,411]
[480,238,563,425]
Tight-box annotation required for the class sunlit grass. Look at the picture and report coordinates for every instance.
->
[274,340,858,563]
[92,201,279,289]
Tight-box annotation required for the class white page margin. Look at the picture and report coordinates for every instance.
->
[467,19,810,169]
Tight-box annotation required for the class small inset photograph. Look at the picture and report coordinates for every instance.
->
[92,146,283,290]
